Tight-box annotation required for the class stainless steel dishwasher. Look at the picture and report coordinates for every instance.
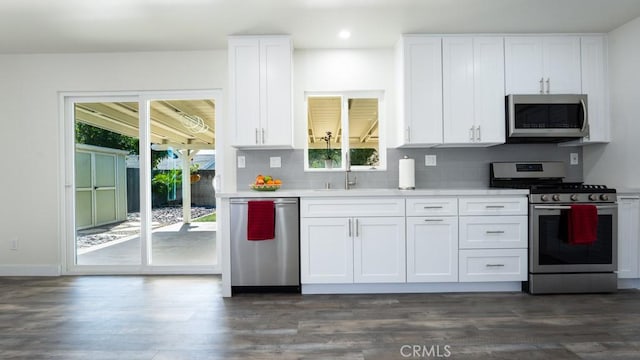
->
[230,197,300,293]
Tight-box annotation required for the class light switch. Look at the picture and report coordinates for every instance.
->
[270,156,281,168]
[237,156,245,168]
[425,155,437,166]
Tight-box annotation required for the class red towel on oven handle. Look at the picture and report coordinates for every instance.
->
[247,200,275,241]
[568,204,598,245]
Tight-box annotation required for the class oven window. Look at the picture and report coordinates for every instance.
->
[538,212,613,265]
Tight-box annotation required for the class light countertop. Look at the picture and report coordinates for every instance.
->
[217,188,529,198]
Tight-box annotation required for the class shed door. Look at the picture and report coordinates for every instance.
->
[75,151,118,229]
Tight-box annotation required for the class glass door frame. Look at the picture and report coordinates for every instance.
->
[61,90,223,275]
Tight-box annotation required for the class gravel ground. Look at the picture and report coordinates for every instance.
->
[76,206,214,249]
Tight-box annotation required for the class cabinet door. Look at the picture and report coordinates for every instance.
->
[443,37,475,144]
[300,218,353,284]
[504,37,544,94]
[229,38,262,147]
[473,37,505,144]
[542,36,581,94]
[259,37,293,147]
[617,195,640,279]
[406,217,458,282]
[354,217,406,283]
[580,35,610,143]
[399,36,443,146]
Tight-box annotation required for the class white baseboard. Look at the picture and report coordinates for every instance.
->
[0,265,61,276]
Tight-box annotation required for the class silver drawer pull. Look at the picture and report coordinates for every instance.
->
[485,205,505,209]
[424,219,444,222]
[423,206,444,209]
[485,264,505,268]
[485,230,505,234]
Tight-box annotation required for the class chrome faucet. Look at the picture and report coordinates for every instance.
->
[344,152,357,190]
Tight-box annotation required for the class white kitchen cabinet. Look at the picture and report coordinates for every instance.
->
[406,216,458,282]
[300,217,353,284]
[617,195,640,279]
[459,216,528,249]
[459,249,527,282]
[458,196,528,282]
[354,217,406,283]
[228,36,293,148]
[580,35,610,144]
[442,36,505,146]
[505,36,581,94]
[396,36,443,147]
[300,198,406,284]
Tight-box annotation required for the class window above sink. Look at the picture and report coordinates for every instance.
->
[304,90,386,172]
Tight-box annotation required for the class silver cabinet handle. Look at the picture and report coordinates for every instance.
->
[424,219,444,222]
[485,205,505,209]
[348,218,352,237]
[485,230,505,234]
[261,128,265,144]
[486,264,505,268]
[469,126,474,141]
[355,218,359,237]
[545,78,550,94]
[423,206,444,209]
[619,196,640,200]
[255,128,259,144]
[405,126,411,143]
[476,125,481,142]
[539,77,544,94]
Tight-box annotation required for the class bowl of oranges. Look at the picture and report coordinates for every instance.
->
[250,174,282,191]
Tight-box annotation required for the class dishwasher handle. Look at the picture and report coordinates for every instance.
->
[229,198,298,205]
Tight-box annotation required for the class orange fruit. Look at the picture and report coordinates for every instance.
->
[274,179,282,185]
[256,178,265,185]
[266,180,275,185]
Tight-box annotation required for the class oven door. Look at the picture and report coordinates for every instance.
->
[530,204,617,273]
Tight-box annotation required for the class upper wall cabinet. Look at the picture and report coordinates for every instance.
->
[578,35,610,144]
[442,37,505,146]
[396,36,443,147]
[505,36,581,94]
[229,36,293,148]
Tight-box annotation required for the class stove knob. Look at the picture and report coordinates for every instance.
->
[588,194,598,201]
[600,194,609,201]
[552,194,560,201]
[540,194,550,202]
[570,194,579,201]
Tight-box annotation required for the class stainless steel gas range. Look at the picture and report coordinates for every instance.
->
[491,161,618,294]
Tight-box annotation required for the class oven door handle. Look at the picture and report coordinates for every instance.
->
[533,205,617,210]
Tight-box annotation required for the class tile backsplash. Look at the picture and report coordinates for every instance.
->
[236,144,583,190]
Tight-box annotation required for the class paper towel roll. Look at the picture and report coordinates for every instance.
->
[399,157,415,190]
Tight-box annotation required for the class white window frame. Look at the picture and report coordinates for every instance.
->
[304,90,386,172]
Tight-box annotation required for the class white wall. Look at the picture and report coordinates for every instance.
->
[584,17,640,189]
[0,51,230,273]
[292,48,397,149]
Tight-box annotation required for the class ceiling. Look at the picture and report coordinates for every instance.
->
[2,0,640,54]
[76,100,215,148]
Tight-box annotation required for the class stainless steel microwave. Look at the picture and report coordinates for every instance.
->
[505,94,589,143]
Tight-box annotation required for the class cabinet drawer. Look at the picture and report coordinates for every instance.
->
[459,249,527,282]
[458,197,527,216]
[301,197,405,217]
[406,197,458,216]
[459,216,528,249]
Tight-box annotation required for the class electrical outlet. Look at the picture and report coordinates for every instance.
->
[270,157,281,168]
[425,155,437,166]
[570,153,579,165]
[9,237,18,251]
[237,156,245,168]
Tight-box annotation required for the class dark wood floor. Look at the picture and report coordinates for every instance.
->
[1,276,639,359]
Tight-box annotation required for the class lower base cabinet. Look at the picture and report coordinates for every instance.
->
[459,249,528,282]
[406,216,458,282]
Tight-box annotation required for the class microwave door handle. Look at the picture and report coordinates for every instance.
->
[580,98,589,134]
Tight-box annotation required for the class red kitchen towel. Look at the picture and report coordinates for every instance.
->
[568,204,598,245]
[247,200,275,241]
